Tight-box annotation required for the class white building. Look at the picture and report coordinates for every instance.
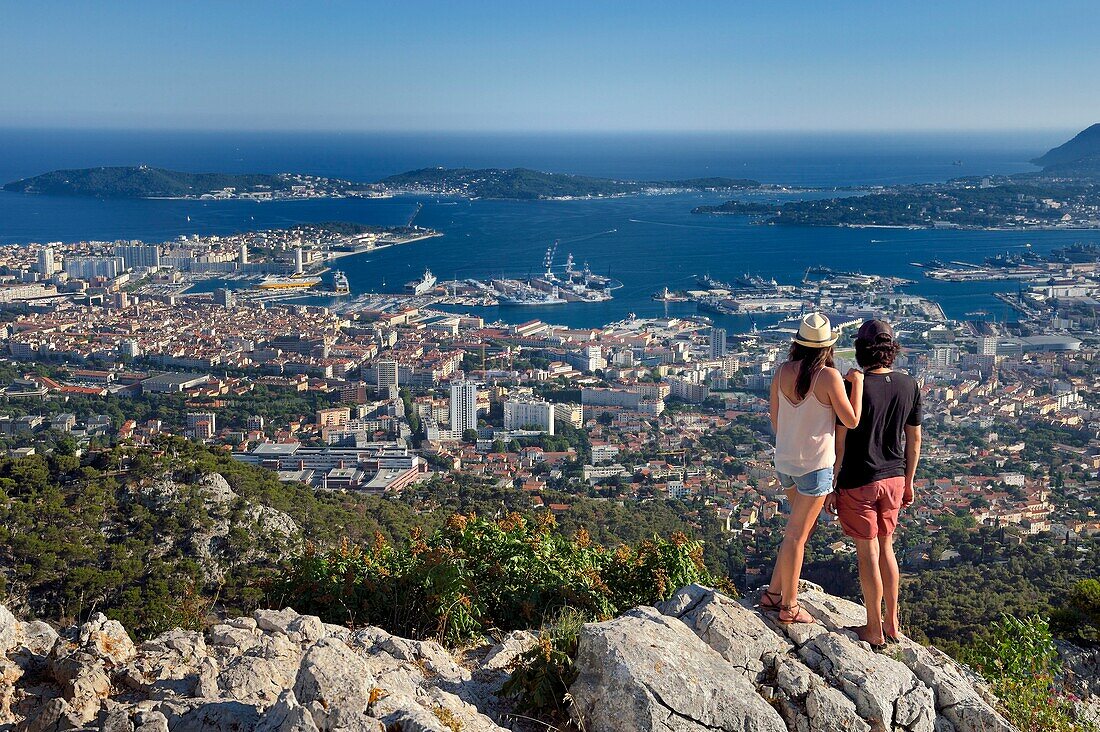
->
[449,381,479,433]
[567,345,606,373]
[503,399,555,434]
[187,412,217,440]
[36,247,57,277]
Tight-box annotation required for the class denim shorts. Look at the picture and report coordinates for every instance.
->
[777,467,834,497]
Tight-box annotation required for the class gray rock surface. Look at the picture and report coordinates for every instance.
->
[569,606,787,731]
[0,587,1031,732]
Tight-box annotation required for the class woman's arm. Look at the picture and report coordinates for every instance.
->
[824,368,863,428]
[769,365,781,433]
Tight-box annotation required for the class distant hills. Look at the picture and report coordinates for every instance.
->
[0,166,356,199]
[379,167,759,199]
[1031,123,1100,167]
[4,164,761,201]
[692,124,1100,229]
[1030,123,1100,177]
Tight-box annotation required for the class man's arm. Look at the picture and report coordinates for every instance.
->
[825,425,847,515]
[903,424,922,507]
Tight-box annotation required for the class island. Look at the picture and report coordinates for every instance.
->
[4,165,761,202]
[692,124,1100,229]
[690,201,781,215]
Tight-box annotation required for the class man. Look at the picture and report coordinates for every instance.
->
[826,319,922,649]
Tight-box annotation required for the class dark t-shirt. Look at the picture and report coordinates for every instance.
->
[837,370,922,489]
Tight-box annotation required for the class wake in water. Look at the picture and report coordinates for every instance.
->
[628,218,736,231]
[557,228,618,244]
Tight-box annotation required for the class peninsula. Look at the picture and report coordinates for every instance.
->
[693,124,1100,229]
[1,166,385,201]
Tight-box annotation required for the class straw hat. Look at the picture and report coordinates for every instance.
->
[793,312,839,348]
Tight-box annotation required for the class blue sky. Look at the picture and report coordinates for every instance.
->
[1,1,1097,131]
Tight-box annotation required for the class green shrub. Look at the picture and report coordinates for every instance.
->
[268,512,722,645]
[961,614,1093,732]
[499,606,585,717]
[1051,578,1100,648]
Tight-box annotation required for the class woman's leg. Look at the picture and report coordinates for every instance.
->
[766,488,799,599]
[777,489,828,610]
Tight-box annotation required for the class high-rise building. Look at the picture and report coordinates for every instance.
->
[293,247,304,275]
[449,381,478,433]
[376,359,399,391]
[64,256,125,280]
[36,247,57,277]
[709,327,727,358]
[503,399,555,434]
[239,243,249,265]
[113,243,161,270]
[213,288,235,307]
[978,336,998,356]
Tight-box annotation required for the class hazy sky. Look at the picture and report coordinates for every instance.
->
[2,1,1097,132]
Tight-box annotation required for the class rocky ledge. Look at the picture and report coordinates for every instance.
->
[0,583,1022,731]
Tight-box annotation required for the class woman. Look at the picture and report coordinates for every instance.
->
[760,312,863,624]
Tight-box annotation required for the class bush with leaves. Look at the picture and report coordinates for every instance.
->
[269,512,724,645]
[499,606,585,718]
[961,614,1094,732]
[1050,578,1100,648]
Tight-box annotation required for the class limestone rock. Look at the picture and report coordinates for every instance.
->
[49,651,111,722]
[800,632,935,732]
[0,587,1028,732]
[569,606,787,732]
[480,630,537,671]
[77,613,136,667]
[899,644,1014,732]
[256,608,301,635]
[199,473,237,503]
[0,605,20,655]
[293,638,375,726]
[255,690,320,732]
[658,583,792,680]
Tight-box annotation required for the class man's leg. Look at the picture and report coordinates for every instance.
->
[853,537,885,644]
[878,533,901,638]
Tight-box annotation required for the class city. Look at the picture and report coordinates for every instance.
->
[1,3,1099,730]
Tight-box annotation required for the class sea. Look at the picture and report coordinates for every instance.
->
[1,127,1095,333]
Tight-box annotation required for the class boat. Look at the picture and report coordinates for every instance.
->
[332,270,350,294]
[404,268,437,295]
[499,287,566,306]
[256,276,321,290]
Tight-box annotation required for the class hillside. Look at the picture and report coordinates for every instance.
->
[1,166,371,199]
[1032,123,1100,171]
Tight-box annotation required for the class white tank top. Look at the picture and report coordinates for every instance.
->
[774,365,836,476]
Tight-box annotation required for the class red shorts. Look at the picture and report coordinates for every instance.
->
[837,476,906,540]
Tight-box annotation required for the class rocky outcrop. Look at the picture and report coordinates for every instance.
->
[0,584,1033,731]
[569,583,1019,732]
[0,605,515,731]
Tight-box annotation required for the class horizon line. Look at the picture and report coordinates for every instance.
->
[0,124,1082,136]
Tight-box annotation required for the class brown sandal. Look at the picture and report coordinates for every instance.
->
[757,589,783,612]
[778,602,815,624]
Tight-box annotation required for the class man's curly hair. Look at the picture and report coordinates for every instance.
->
[855,334,901,369]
